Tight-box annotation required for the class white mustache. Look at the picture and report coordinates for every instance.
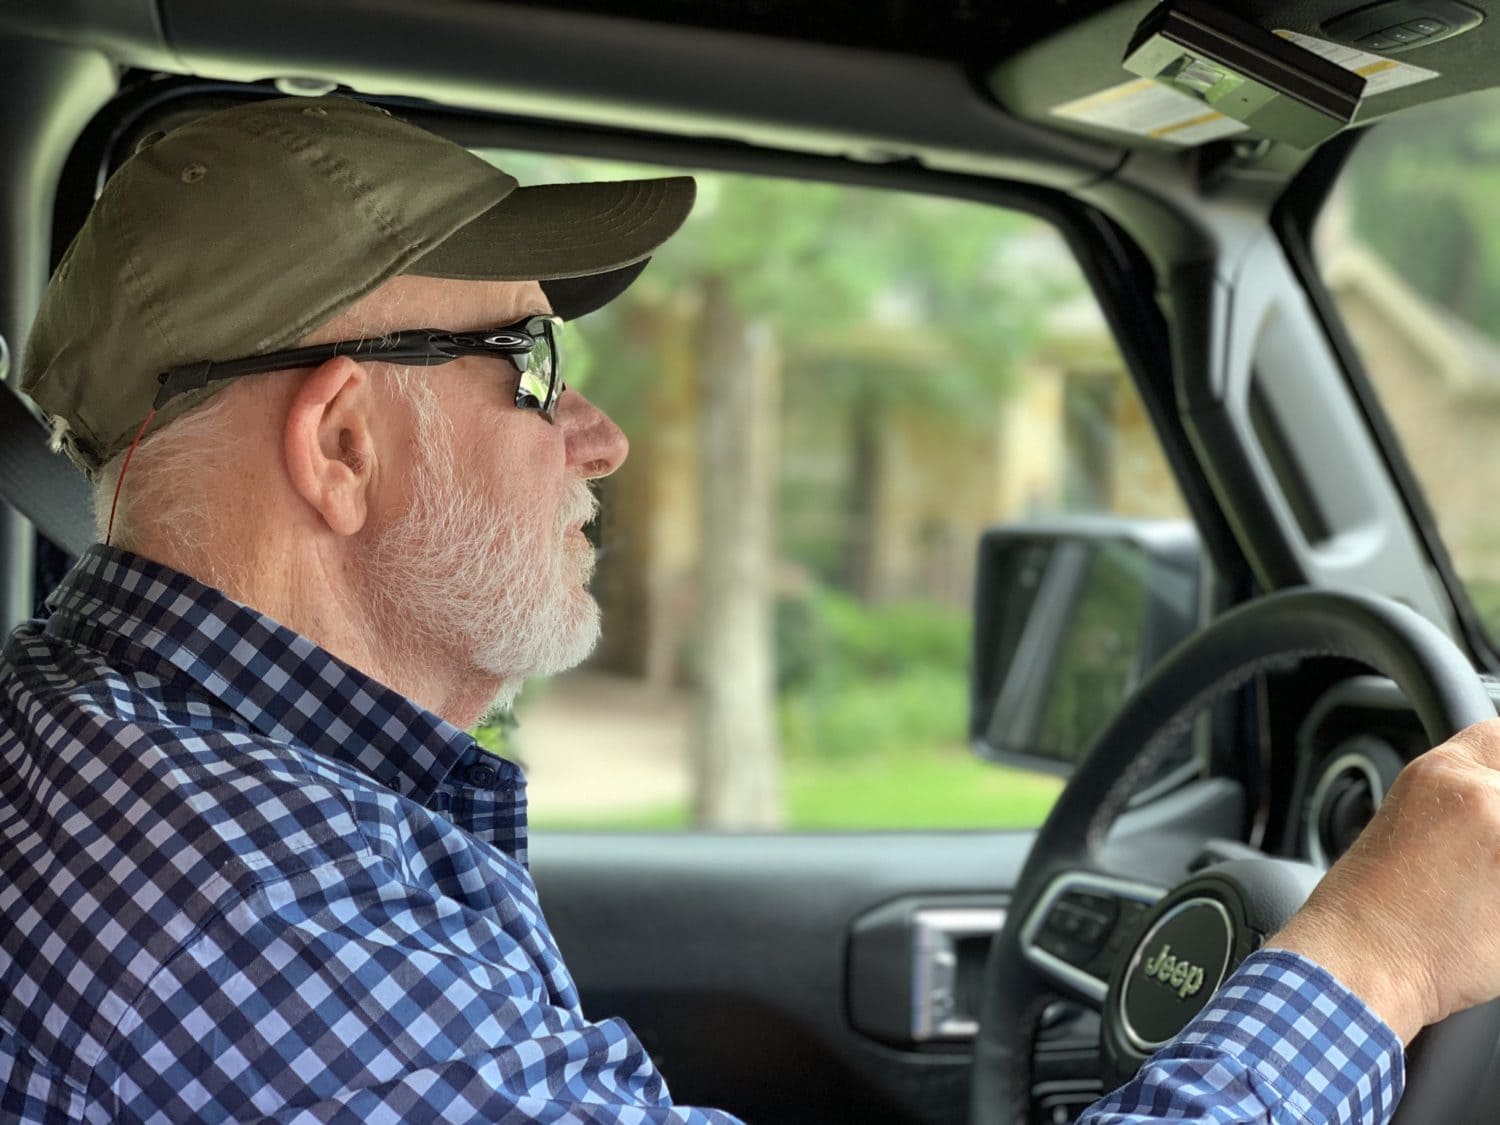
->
[558,481,599,535]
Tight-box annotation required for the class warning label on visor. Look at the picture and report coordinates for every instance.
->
[1049,30,1437,146]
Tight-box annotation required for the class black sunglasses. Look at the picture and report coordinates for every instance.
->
[153,313,565,419]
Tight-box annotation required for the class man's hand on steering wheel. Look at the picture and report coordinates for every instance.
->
[1270,717,1500,1043]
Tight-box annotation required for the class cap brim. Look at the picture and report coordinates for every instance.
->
[540,259,652,321]
[407,175,694,319]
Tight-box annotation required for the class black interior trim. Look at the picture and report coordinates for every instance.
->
[150,0,1124,186]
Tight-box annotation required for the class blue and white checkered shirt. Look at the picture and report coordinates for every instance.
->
[0,544,740,1122]
[1081,948,1403,1123]
[0,546,1404,1123]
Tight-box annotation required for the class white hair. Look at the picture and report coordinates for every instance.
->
[92,367,441,554]
[93,289,436,554]
[92,387,241,552]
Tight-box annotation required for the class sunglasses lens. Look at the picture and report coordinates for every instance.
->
[511,319,561,415]
[538,329,561,407]
[516,366,549,411]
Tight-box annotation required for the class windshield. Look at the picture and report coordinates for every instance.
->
[1314,89,1500,640]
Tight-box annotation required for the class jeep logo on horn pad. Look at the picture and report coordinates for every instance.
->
[1120,898,1233,1052]
[1141,943,1206,999]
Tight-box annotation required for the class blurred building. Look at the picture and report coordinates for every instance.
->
[1320,240,1500,594]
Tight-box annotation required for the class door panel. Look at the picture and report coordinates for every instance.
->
[533,830,1030,1124]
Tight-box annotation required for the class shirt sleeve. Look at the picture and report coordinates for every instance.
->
[99,855,745,1124]
[1079,948,1404,1125]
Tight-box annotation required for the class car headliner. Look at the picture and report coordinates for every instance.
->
[2,0,1500,205]
[8,0,1500,197]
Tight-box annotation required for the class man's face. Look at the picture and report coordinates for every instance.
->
[357,276,628,705]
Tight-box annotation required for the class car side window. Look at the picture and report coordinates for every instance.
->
[472,155,1190,831]
[1313,90,1500,647]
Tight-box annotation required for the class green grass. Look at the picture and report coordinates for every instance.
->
[530,803,691,832]
[785,749,1063,829]
[528,745,1063,831]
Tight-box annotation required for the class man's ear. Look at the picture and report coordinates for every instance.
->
[282,356,378,537]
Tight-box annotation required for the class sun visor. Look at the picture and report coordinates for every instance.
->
[1122,0,1365,148]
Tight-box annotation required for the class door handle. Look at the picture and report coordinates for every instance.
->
[912,906,1006,1040]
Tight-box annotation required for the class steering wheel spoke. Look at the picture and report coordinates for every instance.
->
[1020,870,1165,1005]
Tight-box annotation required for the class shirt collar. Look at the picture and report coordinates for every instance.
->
[44,544,483,805]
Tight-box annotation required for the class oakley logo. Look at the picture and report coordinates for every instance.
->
[1141,943,1206,999]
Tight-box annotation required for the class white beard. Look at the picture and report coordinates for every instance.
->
[361,399,601,710]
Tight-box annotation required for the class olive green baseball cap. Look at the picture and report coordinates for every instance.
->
[21,95,695,475]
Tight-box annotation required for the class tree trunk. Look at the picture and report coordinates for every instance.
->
[589,298,697,684]
[843,387,882,601]
[692,275,783,829]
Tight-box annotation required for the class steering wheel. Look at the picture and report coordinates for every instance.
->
[968,587,1500,1125]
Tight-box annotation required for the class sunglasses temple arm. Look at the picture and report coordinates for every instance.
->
[153,334,458,409]
[154,359,273,409]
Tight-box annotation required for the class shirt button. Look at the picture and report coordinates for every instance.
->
[465,763,497,788]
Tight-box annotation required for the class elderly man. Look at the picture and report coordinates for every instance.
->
[4,95,736,1122]
[5,93,1500,1125]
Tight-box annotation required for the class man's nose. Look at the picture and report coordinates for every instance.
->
[558,389,629,479]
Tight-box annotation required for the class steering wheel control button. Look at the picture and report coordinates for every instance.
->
[1037,891,1130,971]
[1021,874,1165,1002]
[1035,928,1091,970]
[1045,895,1116,946]
[1086,900,1151,977]
[1118,898,1232,1053]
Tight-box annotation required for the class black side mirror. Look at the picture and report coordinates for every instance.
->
[969,518,1203,777]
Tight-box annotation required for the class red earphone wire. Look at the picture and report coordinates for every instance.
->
[105,408,155,547]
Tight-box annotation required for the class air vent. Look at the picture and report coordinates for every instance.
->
[1303,739,1404,867]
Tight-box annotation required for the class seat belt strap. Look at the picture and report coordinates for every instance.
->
[0,378,93,556]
